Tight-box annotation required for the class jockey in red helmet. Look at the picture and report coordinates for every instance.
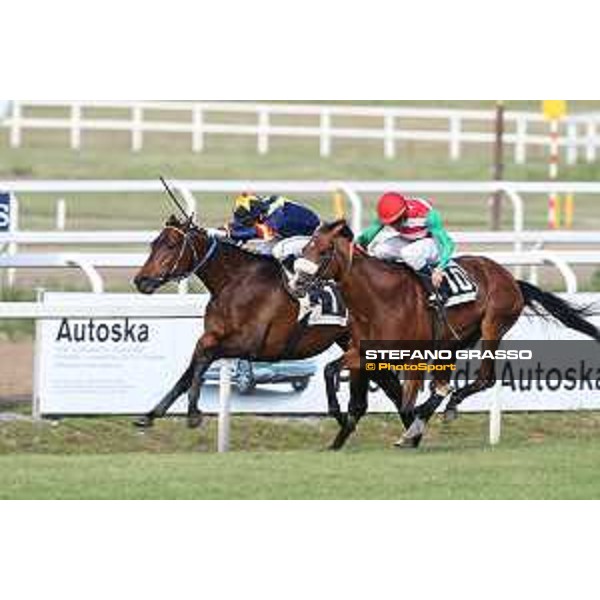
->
[357,192,456,305]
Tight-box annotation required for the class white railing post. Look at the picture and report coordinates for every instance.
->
[384,113,395,159]
[489,382,502,446]
[32,287,46,420]
[540,252,578,294]
[320,109,332,157]
[70,103,82,150]
[450,115,461,160]
[65,255,105,293]
[586,121,597,163]
[9,101,22,148]
[515,117,527,164]
[500,186,525,278]
[192,106,204,153]
[56,199,67,231]
[218,360,232,453]
[131,106,143,152]
[334,182,364,233]
[258,109,270,155]
[566,123,578,166]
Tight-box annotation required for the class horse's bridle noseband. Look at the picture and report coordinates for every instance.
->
[149,225,219,287]
[298,237,354,292]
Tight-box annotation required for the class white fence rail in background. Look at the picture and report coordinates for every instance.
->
[1,250,598,294]
[6,177,600,240]
[1,180,600,291]
[3,101,600,165]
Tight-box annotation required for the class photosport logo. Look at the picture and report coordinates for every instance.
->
[361,341,600,392]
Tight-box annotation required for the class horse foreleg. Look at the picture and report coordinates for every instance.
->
[394,376,425,449]
[186,333,222,429]
[134,363,195,428]
[324,356,345,427]
[135,332,220,429]
[397,374,454,447]
[330,369,368,451]
[370,371,413,430]
[186,359,214,429]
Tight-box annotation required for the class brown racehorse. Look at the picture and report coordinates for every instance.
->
[133,215,410,432]
[298,221,600,450]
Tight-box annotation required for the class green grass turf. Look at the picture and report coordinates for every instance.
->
[1,412,600,499]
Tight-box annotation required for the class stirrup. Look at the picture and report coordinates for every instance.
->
[428,292,446,311]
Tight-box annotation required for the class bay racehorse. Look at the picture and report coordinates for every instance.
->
[298,221,600,449]
[133,214,411,433]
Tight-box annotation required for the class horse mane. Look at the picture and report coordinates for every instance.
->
[218,238,284,275]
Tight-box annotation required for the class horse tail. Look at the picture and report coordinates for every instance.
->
[518,280,600,342]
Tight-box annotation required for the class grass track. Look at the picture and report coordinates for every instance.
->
[2,440,600,499]
[1,413,600,499]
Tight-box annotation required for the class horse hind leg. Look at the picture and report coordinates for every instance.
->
[443,339,500,424]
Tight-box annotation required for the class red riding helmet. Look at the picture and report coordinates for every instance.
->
[377,192,408,225]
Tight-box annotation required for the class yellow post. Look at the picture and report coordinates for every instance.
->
[564,194,574,229]
[333,190,346,220]
[542,102,568,230]
[542,100,568,121]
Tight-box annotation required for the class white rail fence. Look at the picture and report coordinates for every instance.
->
[5,177,600,241]
[1,249,598,294]
[3,101,600,165]
[1,180,600,290]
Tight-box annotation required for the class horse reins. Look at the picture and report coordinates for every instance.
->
[155,226,219,285]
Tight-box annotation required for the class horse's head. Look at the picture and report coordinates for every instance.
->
[134,215,215,295]
[294,220,355,288]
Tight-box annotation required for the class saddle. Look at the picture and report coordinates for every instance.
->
[384,259,478,309]
[297,283,348,328]
[438,261,478,308]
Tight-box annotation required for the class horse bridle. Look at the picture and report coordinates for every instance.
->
[298,236,354,292]
[149,225,219,286]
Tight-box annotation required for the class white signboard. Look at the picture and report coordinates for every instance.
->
[37,293,600,416]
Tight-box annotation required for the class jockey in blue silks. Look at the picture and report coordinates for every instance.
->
[227,193,320,266]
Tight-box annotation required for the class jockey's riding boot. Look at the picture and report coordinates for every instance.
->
[281,255,297,277]
[416,267,443,311]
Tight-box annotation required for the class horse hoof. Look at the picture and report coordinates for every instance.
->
[187,414,204,429]
[443,408,459,424]
[134,415,154,429]
[394,435,422,450]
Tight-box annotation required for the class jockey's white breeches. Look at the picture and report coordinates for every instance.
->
[369,230,440,271]
[272,236,311,260]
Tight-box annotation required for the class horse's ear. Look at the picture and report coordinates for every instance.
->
[332,220,354,241]
[166,214,179,226]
